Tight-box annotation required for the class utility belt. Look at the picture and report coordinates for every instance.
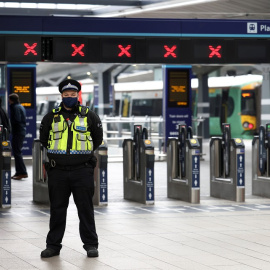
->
[45,159,94,171]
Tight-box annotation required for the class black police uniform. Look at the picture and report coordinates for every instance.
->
[39,80,103,257]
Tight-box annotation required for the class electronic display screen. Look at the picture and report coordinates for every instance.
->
[52,37,100,62]
[193,39,226,63]
[5,36,41,62]
[2,36,270,64]
[146,39,181,63]
[10,68,34,108]
[53,37,89,62]
[101,38,136,63]
[236,40,268,62]
[167,69,189,108]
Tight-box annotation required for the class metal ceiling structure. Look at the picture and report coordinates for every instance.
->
[1,0,269,19]
[1,0,269,85]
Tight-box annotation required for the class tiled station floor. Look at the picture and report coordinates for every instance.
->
[1,140,270,270]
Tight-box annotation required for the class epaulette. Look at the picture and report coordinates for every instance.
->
[52,106,61,114]
[79,105,89,116]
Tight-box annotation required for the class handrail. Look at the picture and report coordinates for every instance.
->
[101,115,164,157]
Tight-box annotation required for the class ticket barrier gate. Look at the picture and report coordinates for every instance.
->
[252,123,270,198]
[210,123,245,202]
[93,142,108,206]
[33,139,108,205]
[123,125,155,204]
[32,139,49,204]
[0,126,12,208]
[167,125,200,203]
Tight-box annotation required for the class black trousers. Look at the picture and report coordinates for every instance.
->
[46,166,98,251]
[11,134,27,175]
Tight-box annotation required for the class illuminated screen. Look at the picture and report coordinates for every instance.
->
[167,69,189,108]
[5,36,41,62]
[53,37,90,62]
[101,38,136,62]
[193,40,225,63]
[10,69,34,108]
[146,39,180,63]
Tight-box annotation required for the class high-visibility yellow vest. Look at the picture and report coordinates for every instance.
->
[47,106,93,154]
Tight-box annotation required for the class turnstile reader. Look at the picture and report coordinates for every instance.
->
[167,125,200,203]
[32,139,49,204]
[0,126,12,208]
[210,123,245,202]
[93,142,108,206]
[123,125,155,204]
[252,123,270,198]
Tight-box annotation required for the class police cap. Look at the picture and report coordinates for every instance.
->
[58,79,81,93]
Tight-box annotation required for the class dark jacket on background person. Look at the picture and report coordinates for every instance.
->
[0,99,11,134]
[10,101,26,136]
[39,102,103,167]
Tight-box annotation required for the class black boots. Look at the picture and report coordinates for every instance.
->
[41,248,60,258]
[87,246,99,257]
[41,247,99,258]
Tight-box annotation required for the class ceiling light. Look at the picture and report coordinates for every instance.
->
[37,3,56,9]
[4,2,19,8]
[21,3,37,8]
[97,0,219,18]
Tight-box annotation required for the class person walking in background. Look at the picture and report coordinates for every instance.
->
[8,93,28,180]
[0,97,11,137]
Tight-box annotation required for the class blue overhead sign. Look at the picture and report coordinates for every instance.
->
[0,16,270,37]
[181,20,270,37]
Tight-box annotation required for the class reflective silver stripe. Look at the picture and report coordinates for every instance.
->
[80,134,86,150]
[77,133,87,150]
[53,122,59,132]
[53,122,60,150]
[87,137,93,150]
[79,117,85,127]
[90,140,93,150]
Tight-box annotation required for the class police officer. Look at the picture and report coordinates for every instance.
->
[39,79,103,258]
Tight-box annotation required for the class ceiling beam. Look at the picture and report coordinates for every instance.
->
[0,8,93,16]
[0,0,165,5]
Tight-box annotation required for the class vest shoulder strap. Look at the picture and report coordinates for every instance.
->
[79,105,89,116]
[52,106,61,114]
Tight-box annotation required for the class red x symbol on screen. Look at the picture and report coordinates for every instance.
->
[71,44,85,56]
[118,45,131,57]
[164,45,177,58]
[209,45,222,58]
[24,43,37,56]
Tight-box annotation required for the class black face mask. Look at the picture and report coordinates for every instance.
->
[62,97,77,108]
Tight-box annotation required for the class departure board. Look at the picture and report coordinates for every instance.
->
[167,69,189,108]
[10,69,34,108]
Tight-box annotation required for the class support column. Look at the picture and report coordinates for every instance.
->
[96,64,117,116]
[98,70,111,116]
[197,73,210,139]
[260,65,270,127]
